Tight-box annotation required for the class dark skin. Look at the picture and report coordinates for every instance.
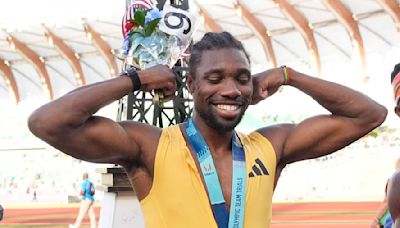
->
[389,171,400,228]
[28,48,387,210]
[389,101,400,227]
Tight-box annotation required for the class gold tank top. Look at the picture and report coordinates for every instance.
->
[140,125,277,228]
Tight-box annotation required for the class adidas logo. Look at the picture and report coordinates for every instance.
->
[248,158,269,177]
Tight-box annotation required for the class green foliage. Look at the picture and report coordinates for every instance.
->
[134,11,146,27]
[129,10,161,37]
[144,18,161,36]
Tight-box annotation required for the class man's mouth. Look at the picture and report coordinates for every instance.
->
[216,104,240,111]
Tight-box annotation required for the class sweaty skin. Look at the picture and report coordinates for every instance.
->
[29,48,387,214]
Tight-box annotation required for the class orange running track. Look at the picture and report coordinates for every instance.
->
[1,201,380,227]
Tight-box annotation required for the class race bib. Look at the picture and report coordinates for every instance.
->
[159,3,198,44]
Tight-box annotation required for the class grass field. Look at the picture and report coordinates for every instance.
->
[1,201,380,227]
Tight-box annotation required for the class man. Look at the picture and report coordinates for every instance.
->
[388,63,400,228]
[389,169,400,228]
[371,158,400,228]
[28,32,386,228]
[70,173,96,228]
[0,204,3,221]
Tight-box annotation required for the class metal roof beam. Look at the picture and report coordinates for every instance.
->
[83,22,118,77]
[323,0,366,81]
[0,59,20,104]
[274,0,321,75]
[376,0,400,33]
[6,35,53,100]
[44,27,86,86]
[194,1,223,32]
[235,1,277,67]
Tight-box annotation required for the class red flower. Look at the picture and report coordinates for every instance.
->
[122,21,138,38]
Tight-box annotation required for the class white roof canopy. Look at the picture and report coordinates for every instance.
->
[0,0,399,104]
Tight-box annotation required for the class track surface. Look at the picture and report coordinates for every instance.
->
[2,201,380,227]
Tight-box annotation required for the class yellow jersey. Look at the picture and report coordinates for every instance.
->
[140,125,277,228]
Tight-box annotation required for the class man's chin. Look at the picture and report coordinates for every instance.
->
[196,107,244,132]
[211,117,241,132]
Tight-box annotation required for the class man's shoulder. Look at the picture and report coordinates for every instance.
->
[253,124,294,142]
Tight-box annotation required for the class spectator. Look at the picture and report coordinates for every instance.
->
[371,158,400,228]
[69,173,96,228]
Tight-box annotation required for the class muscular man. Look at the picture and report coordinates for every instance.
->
[28,32,387,228]
[388,63,400,228]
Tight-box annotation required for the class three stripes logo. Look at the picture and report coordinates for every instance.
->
[248,158,269,177]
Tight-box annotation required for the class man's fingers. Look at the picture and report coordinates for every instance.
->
[259,89,268,100]
[251,85,268,105]
[164,82,176,100]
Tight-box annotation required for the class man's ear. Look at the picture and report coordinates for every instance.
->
[187,74,195,94]
[395,105,400,117]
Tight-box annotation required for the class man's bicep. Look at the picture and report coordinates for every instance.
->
[56,116,140,164]
[281,114,366,164]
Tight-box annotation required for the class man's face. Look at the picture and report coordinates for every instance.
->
[188,48,252,132]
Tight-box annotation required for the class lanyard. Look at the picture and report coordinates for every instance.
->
[185,118,247,228]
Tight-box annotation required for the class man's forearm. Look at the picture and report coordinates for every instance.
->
[30,76,132,127]
[374,200,388,223]
[62,76,132,122]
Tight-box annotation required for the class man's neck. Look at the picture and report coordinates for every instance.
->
[192,116,233,156]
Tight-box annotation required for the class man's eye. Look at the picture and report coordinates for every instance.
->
[208,77,221,83]
[238,76,250,84]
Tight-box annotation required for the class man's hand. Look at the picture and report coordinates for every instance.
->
[138,65,177,101]
[251,67,285,105]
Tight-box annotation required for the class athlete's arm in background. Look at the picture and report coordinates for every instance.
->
[371,183,389,228]
[28,65,176,167]
[252,67,387,168]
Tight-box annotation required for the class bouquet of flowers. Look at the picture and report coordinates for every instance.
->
[120,0,197,107]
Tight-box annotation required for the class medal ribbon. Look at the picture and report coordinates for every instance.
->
[185,118,246,228]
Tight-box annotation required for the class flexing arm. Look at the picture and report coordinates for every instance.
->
[252,67,387,166]
[28,65,176,165]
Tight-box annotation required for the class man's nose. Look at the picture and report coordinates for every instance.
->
[221,80,241,98]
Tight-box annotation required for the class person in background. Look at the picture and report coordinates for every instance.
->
[0,204,3,221]
[371,158,400,228]
[69,172,96,228]
[388,63,400,228]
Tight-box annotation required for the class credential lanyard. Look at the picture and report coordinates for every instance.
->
[185,118,246,228]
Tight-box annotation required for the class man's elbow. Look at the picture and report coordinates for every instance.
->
[28,109,61,143]
[367,104,387,129]
[28,110,47,138]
